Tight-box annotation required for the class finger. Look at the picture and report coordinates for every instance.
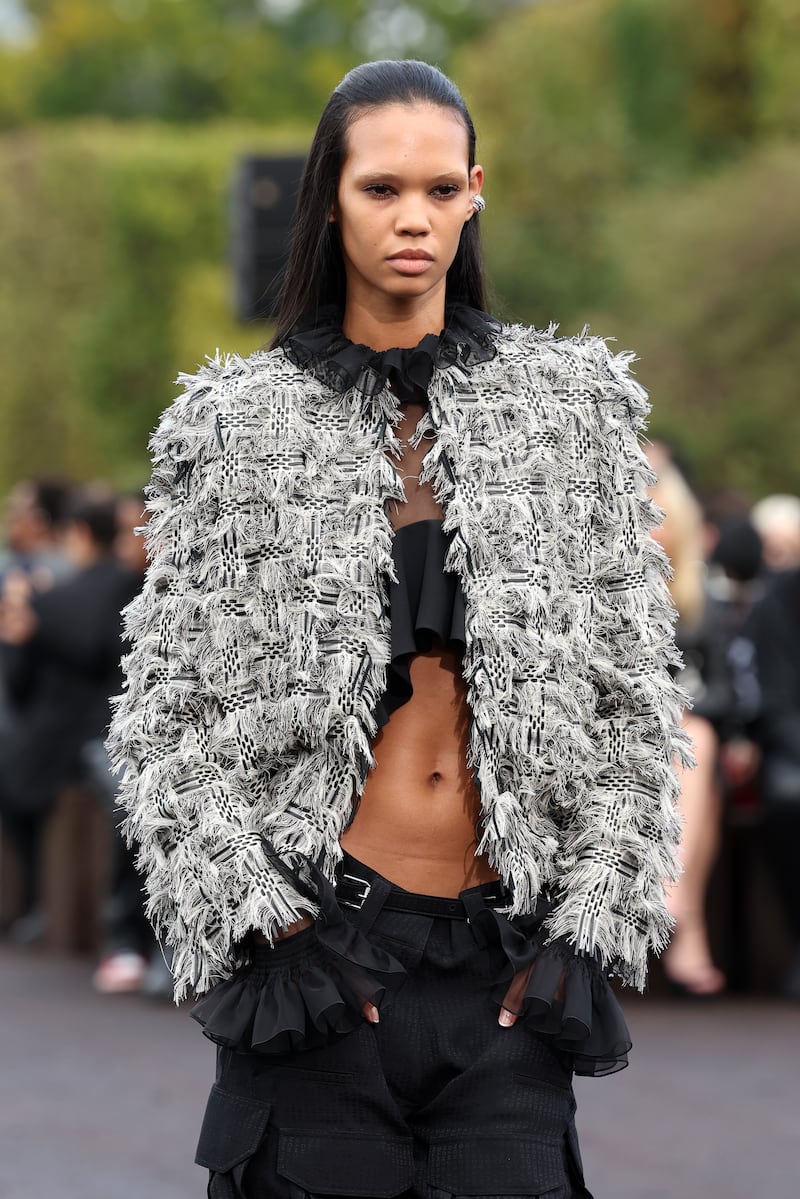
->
[498,1004,518,1028]
[363,1002,380,1024]
[501,961,534,1017]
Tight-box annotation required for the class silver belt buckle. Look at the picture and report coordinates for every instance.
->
[339,873,372,910]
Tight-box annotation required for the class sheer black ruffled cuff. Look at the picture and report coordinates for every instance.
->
[190,864,406,1056]
[471,903,632,1078]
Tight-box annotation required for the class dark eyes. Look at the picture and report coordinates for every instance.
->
[364,184,460,199]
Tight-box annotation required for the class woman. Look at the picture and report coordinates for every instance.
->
[647,448,729,996]
[108,60,693,1199]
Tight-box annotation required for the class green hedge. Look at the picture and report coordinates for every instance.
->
[0,120,308,493]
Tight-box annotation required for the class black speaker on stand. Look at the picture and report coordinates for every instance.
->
[231,154,306,322]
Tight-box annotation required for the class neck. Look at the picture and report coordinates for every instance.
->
[341,288,446,351]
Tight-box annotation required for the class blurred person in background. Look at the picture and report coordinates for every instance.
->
[0,486,139,945]
[0,477,73,590]
[0,477,73,939]
[746,506,800,1001]
[107,60,692,1199]
[647,445,737,996]
[750,494,800,577]
[705,515,764,801]
[88,490,170,996]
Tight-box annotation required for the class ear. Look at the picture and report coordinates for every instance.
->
[466,164,485,221]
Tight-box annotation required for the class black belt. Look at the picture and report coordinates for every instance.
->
[335,871,512,920]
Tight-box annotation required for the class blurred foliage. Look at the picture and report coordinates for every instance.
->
[0,0,508,128]
[588,141,800,498]
[0,0,798,498]
[0,0,354,125]
[0,121,305,491]
[749,0,800,137]
[458,0,800,494]
[460,0,757,325]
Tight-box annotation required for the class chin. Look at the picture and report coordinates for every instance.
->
[380,277,447,304]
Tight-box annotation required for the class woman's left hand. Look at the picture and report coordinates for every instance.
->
[498,963,534,1027]
[498,960,566,1028]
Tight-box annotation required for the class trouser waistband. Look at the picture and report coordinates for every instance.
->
[335,851,512,922]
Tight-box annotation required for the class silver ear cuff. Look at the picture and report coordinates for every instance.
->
[472,194,486,213]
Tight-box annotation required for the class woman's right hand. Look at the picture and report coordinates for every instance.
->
[251,916,380,1024]
[252,914,314,944]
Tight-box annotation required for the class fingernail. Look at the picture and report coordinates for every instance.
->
[498,1009,514,1028]
[368,1005,380,1024]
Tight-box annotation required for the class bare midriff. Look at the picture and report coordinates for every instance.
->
[340,398,498,897]
[340,641,498,895]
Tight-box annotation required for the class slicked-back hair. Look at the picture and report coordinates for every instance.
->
[272,60,487,346]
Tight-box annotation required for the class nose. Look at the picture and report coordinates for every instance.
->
[394,192,431,236]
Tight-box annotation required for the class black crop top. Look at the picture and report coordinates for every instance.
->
[373,517,466,729]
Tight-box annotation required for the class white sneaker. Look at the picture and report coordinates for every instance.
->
[92,950,149,994]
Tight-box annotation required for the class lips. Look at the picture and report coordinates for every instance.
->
[387,250,434,261]
[386,249,435,276]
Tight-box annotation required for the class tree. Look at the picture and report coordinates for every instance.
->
[0,0,525,128]
[455,0,800,493]
[457,0,769,326]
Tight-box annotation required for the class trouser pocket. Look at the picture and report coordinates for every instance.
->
[195,1085,272,1198]
[261,1054,415,1197]
[274,1130,414,1197]
[199,1027,416,1197]
[426,1134,574,1198]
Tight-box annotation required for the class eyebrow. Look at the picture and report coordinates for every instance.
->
[350,171,466,185]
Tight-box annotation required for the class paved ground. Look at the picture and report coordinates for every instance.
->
[0,945,797,1199]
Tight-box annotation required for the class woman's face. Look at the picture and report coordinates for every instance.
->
[333,102,483,314]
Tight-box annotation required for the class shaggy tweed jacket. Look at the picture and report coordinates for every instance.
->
[107,319,694,1001]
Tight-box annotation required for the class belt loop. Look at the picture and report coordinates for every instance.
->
[461,890,491,947]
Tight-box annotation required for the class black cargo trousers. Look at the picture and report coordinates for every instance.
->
[195,859,593,1199]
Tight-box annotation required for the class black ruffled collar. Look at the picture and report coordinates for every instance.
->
[282,302,500,402]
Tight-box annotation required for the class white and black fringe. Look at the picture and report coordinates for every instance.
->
[106,323,695,1000]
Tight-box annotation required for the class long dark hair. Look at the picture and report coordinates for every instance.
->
[272,60,487,346]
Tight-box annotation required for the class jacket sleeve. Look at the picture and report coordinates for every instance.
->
[544,338,696,991]
[106,357,311,1001]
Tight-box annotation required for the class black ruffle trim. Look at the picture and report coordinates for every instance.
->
[469,901,632,1077]
[192,844,630,1073]
[190,861,406,1056]
[282,302,501,401]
